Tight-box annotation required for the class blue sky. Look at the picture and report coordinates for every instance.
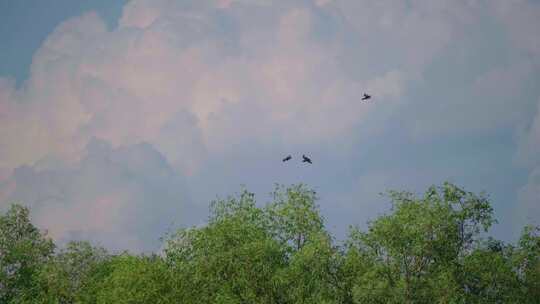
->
[1,0,539,252]
[0,0,127,83]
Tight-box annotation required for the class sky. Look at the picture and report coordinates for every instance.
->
[1,0,539,252]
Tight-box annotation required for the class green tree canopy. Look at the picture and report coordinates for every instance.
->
[1,183,538,303]
[0,204,55,303]
[165,188,286,303]
[346,182,497,303]
[34,241,110,303]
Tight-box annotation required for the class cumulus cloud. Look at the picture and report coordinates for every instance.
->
[517,99,540,167]
[0,0,501,173]
[0,0,410,177]
[1,0,540,249]
[492,0,540,63]
[517,167,540,226]
[502,0,540,230]
[516,99,540,227]
[0,138,199,252]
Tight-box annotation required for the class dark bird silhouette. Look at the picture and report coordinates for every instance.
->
[361,93,371,101]
[282,155,292,162]
[302,154,312,164]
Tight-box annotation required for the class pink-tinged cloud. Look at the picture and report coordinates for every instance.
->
[0,138,198,252]
[1,0,540,250]
[0,1,416,177]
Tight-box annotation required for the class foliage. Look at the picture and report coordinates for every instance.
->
[34,241,110,303]
[95,254,174,304]
[1,183,538,303]
[165,188,286,303]
[512,225,540,303]
[347,182,497,303]
[266,184,325,252]
[0,204,55,303]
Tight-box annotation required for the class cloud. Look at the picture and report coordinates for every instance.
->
[516,98,540,228]
[410,60,537,139]
[0,0,417,177]
[1,0,502,174]
[516,98,540,167]
[1,0,540,249]
[0,138,199,252]
[510,1,540,227]
[492,0,540,63]
[332,0,477,74]
[517,167,540,227]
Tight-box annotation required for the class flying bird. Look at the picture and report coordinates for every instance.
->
[361,93,371,101]
[282,155,292,162]
[302,154,312,164]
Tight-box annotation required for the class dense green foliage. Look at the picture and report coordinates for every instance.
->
[0,205,55,303]
[0,183,538,303]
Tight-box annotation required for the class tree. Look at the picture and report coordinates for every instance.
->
[347,182,496,303]
[266,184,326,252]
[95,254,174,304]
[512,225,540,303]
[0,204,55,303]
[460,238,521,303]
[34,241,109,303]
[281,232,344,304]
[164,189,286,303]
[2,183,537,303]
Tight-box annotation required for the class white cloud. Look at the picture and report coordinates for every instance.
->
[515,97,540,229]
[517,166,540,227]
[517,99,540,167]
[2,2,391,249]
[412,60,536,139]
[0,138,199,252]
[332,0,478,72]
[1,0,540,249]
[1,0,495,174]
[492,0,540,63]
